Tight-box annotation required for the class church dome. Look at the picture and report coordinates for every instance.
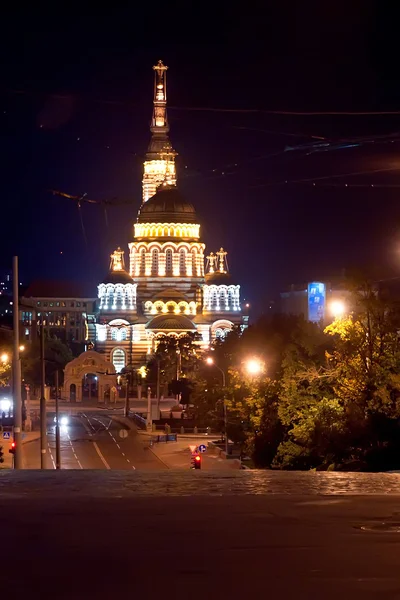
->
[205,272,234,285]
[137,185,197,224]
[102,270,133,285]
[146,314,196,331]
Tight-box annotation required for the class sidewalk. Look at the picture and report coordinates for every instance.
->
[0,431,40,469]
[138,433,241,470]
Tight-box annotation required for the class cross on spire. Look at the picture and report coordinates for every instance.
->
[206,252,217,274]
[216,247,228,273]
[110,247,125,272]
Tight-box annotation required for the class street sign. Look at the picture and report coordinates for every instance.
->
[198,444,207,453]
[189,445,197,453]
[119,429,128,439]
[2,431,11,440]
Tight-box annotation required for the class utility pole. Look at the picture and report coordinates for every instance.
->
[156,358,160,418]
[40,324,47,468]
[55,369,61,469]
[146,386,152,431]
[124,370,130,418]
[12,256,22,469]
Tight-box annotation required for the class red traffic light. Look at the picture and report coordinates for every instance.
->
[9,441,15,455]
[191,453,201,469]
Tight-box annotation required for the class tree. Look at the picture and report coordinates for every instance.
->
[275,283,400,471]
[274,317,346,469]
[146,333,203,399]
[22,335,73,388]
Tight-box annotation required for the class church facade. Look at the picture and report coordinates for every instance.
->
[91,60,247,373]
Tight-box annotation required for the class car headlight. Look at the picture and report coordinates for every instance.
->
[0,399,11,412]
[60,416,69,426]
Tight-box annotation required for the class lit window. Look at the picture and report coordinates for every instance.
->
[111,328,127,341]
[165,249,173,276]
[112,348,126,373]
[192,250,197,276]
[151,249,159,276]
[179,249,186,276]
[140,250,146,275]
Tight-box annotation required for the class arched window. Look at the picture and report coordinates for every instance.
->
[179,249,186,276]
[211,288,218,309]
[111,328,127,341]
[151,249,159,276]
[140,249,146,276]
[220,288,227,310]
[228,288,234,310]
[165,249,173,276]
[192,250,197,276]
[215,328,227,340]
[112,348,126,373]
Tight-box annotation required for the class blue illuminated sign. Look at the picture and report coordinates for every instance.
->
[308,282,326,323]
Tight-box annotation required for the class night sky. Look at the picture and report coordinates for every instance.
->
[1,4,400,315]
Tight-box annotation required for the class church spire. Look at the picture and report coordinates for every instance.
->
[151,60,169,131]
[142,60,177,204]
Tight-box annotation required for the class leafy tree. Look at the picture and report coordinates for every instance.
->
[22,335,73,387]
[146,333,203,400]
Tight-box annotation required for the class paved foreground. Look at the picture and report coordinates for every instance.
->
[2,471,400,599]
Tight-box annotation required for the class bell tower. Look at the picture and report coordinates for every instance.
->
[142,60,177,204]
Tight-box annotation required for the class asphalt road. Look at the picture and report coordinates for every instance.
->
[2,471,400,598]
[23,412,166,470]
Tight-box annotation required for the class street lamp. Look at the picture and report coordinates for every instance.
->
[205,356,228,455]
[1,353,9,364]
[244,358,264,376]
[329,300,346,319]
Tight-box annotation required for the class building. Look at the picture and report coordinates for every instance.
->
[21,281,96,345]
[280,281,352,324]
[21,60,246,400]
[92,60,246,373]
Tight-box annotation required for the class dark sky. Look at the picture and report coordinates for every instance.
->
[1,3,400,314]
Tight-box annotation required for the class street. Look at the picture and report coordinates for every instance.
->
[3,471,400,598]
[23,412,167,470]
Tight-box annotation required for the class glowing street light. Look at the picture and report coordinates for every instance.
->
[1,353,9,364]
[205,356,214,366]
[19,345,25,352]
[245,358,264,376]
[330,300,346,319]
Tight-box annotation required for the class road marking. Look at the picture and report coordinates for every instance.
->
[116,443,120,449]
[121,452,125,456]
[93,441,111,470]
[47,442,56,469]
[77,459,83,469]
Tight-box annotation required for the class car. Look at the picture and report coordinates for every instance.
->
[54,415,69,426]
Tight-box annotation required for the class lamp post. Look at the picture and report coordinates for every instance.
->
[205,357,228,456]
[329,300,346,320]
[244,358,264,377]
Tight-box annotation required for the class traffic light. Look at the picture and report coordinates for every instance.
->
[191,453,201,470]
[9,441,15,455]
[0,445,3,464]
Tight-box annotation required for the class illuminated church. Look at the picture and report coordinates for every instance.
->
[92,61,246,373]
